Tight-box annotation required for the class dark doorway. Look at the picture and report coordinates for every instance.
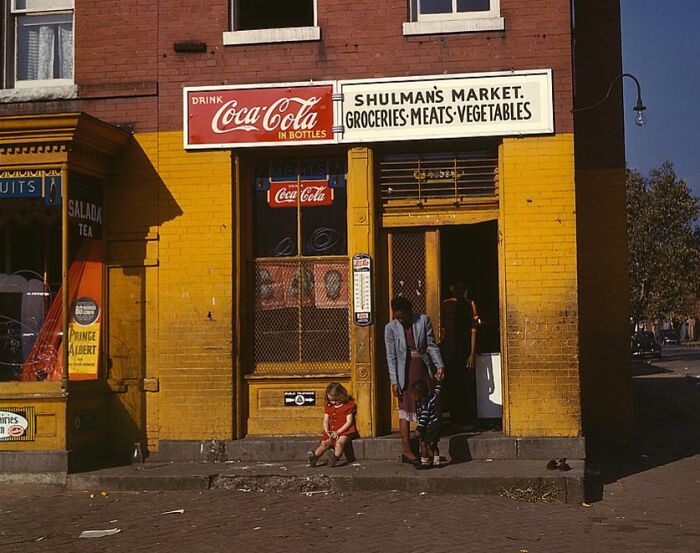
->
[440,221,501,427]
[440,221,500,353]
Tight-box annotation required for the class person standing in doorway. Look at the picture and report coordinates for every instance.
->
[384,296,445,465]
[440,282,479,426]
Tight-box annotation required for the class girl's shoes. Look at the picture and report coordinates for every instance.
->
[328,450,338,467]
[306,450,318,467]
[415,457,433,470]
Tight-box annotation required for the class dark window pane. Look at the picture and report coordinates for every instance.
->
[457,0,490,11]
[300,156,347,256]
[253,161,298,258]
[237,0,314,30]
[420,0,452,14]
[301,307,350,362]
[301,194,347,256]
[17,14,73,81]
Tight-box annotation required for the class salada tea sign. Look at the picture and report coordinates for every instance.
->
[185,83,336,148]
[338,70,553,143]
[67,182,103,380]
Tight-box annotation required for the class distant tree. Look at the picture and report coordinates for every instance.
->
[627,162,700,324]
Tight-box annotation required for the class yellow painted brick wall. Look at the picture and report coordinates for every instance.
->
[107,133,163,452]
[107,131,234,444]
[500,135,581,437]
[156,132,234,440]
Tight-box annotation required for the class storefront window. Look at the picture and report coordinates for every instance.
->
[0,171,61,381]
[0,171,103,382]
[252,156,350,370]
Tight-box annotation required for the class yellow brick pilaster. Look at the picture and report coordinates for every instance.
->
[500,135,581,437]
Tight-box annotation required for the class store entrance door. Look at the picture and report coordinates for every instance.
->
[387,221,501,430]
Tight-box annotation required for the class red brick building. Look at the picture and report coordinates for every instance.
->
[0,0,631,473]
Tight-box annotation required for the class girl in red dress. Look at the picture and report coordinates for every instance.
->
[307,383,358,467]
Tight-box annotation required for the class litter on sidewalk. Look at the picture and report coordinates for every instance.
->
[79,528,121,539]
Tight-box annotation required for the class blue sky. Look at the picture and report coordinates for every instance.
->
[621,0,700,196]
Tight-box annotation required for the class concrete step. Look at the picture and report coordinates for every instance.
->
[158,431,585,463]
[66,459,586,504]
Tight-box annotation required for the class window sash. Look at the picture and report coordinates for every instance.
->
[15,12,73,82]
[12,0,73,14]
[415,0,498,21]
[231,0,317,31]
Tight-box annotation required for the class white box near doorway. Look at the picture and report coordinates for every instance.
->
[476,353,502,418]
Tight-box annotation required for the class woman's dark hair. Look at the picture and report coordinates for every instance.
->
[390,296,413,312]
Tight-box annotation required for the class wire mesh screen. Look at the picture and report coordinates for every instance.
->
[379,150,498,205]
[253,259,350,369]
[390,232,426,314]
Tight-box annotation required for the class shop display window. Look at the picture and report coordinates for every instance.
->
[0,171,103,382]
[252,156,350,370]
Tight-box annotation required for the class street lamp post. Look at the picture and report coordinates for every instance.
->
[573,72,647,127]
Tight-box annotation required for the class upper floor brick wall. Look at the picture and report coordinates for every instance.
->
[26,0,575,134]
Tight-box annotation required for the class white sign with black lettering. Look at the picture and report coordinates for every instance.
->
[338,69,553,143]
[284,391,316,406]
[352,254,372,326]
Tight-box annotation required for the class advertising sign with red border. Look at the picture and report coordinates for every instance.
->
[0,407,36,441]
[267,180,334,208]
[184,82,337,149]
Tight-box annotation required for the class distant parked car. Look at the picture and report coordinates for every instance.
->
[631,331,661,358]
[662,329,679,344]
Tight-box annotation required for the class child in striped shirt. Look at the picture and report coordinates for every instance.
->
[410,380,443,470]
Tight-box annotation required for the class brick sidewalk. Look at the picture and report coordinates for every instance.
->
[1,456,698,553]
[1,365,698,553]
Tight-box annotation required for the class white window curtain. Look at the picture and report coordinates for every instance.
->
[16,14,73,81]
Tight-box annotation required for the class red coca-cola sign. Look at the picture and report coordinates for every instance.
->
[185,84,335,148]
[268,181,333,208]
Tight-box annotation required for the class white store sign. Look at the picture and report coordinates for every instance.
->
[338,69,553,143]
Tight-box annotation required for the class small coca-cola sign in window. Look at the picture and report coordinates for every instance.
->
[268,181,333,208]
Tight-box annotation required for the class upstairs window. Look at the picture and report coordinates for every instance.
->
[404,0,503,35]
[412,0,496,20]
[3,0,74,88]
[225,0,320,45]
[234,0,314,31]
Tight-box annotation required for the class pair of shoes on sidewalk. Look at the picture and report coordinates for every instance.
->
[307,449,339,467]
[415,457,443,470]
[546,458,571,472]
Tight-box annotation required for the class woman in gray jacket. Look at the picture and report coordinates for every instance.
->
[384,296,445,465]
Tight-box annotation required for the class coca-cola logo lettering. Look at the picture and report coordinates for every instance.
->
[187,85,334,147]
[268,181,334,208]
[212,97,321,134]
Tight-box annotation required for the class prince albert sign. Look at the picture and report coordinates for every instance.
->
[183,69,554,149]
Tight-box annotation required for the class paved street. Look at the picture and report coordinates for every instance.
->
[1,347,699,553]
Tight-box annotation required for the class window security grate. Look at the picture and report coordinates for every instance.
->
[379,150,498,206]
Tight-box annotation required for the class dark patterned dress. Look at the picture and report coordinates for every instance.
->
[398,325,433,421]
